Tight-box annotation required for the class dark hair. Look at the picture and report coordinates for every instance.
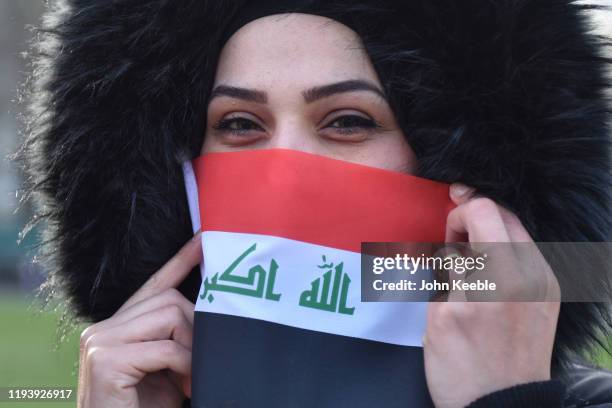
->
[17,0,612,372]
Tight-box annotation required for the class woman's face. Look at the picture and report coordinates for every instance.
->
[202,13,416,173]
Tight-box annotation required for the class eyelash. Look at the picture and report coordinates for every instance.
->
[212,117,264,134]
[212,114,381,136]
[324,115,381,134]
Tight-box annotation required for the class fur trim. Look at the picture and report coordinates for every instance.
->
[18,0,612,371]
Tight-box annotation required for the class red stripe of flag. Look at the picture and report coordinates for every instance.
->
[194,149,454,253]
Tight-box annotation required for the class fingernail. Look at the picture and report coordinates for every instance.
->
[192,230,202,241]
[450,183,472,199]
[183,378,192,398]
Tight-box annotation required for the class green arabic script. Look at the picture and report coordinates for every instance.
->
[200,243,281,303]
[299,257,355,315]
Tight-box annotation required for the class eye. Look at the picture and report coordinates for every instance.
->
[212,117,264,134]
[322,114,381,138]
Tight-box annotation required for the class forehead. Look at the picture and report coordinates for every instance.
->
[214,13,380,88]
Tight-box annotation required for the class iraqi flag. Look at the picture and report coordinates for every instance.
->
[182,149,454,408]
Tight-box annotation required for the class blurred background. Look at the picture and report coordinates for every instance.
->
[0,1,611,408]
[2,2,80,408]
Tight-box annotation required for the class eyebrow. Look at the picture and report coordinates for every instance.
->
[209,85,268,104]
[209,79,386,105]
[303,80,386,103]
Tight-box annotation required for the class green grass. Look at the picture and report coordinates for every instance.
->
[0,295,610,408]
[0,295,82,408]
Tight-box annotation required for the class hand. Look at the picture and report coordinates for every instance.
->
[77,231,202,408]
[423,184,560,408]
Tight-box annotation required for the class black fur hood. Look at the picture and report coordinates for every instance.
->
[19,0,612,372]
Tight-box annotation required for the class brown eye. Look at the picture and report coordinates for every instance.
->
[325,114,380,134]
[213,117,264,134]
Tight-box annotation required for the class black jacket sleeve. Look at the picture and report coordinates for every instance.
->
[466,380,565,408]
[466,363,612,408]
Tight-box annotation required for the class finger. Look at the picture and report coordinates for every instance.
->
[81,288,194,346]
[446,284,468,302]
[446,191,557,301]
[79,304,193,406]
[83,304,193,351]
[450,184,533,243]
[491,208,561,300]
[495,206,533,243]
[114,287,195,325]
[120,231,202,312]
[445,197,518,300]
[449,183,476,205]
[79,232,200,402]
[86,340,192,388]
[446,197,511,243]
